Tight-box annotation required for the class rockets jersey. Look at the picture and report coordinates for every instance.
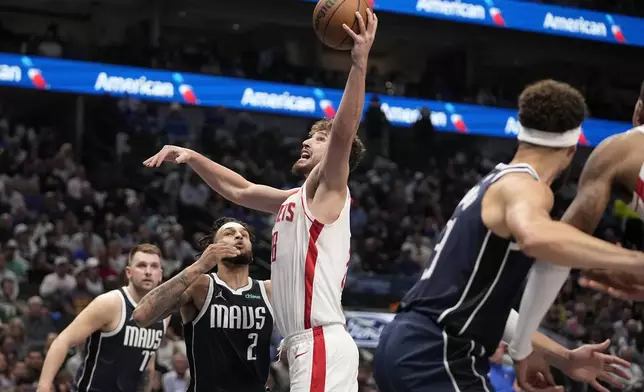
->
[271,182,351,336]
[74,287,166,392]
[399,164,538,354]
[626,126,644,220]
[184,274,273,392]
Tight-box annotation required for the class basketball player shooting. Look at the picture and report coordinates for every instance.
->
[132,218,274,392]
[143,9,377,392]
[37,244,167,392]
[509,81,644,390]
[372,80,633,392]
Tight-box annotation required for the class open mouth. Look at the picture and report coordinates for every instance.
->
[300,150,311,159]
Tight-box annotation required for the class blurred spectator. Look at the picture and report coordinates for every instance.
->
[161,353,190,392]
[39,258,75,300]
[363,96,389,157]
[22,297,55,350]
[36,24,63,58]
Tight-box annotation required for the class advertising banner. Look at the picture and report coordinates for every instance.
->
[305,0,644,47]
[0,53,630,146]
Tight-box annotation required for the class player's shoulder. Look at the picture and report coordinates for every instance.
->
[489,170,552,209]
[92,289,124,309]
[580,131,633,181]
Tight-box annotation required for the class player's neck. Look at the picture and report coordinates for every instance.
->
[510,150,564,185]
[125,284,147,304]
[216,266,250,290]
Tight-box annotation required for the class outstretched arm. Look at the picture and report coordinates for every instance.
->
[144,146,294,214]
[133,243,238,327]
[39,293,119,390]
[500,175,644,272]
[316,10,377,194]
[510,148,614,360]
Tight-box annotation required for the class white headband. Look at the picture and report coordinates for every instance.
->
[218,222,245,232]
[517,125,582,148]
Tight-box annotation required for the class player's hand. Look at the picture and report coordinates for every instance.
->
[197,243,240,269]
[143,145,194,167]
[579,269,644,301]
[515,351,563,392]
[342,8,378,67]
[559,339,630,392]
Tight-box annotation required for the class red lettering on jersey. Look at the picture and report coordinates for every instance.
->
[271,232,279,263]
[276,204,286,222]
[276,202,296,223]
[285,203,295,222]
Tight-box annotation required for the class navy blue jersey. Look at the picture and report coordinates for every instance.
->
[184,274,273,392]
[399,163,539,354]
[75,288,166,392]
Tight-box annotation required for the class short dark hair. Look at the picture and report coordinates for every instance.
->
[198,217,255,250]
[518,80,587,134]
[128,243,161,265]
[639,80,644,101]
[309,119,366,172]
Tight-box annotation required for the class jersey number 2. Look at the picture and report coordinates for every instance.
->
[139,350,151,371]
[247,333,258,360]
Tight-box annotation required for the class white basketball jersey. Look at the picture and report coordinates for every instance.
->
[627,126,644,220]
[270,182,351,336]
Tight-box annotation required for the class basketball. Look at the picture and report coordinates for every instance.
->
[312,0,370,50]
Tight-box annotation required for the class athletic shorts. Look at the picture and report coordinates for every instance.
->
[284,324,359,392]
[373,311,493,392]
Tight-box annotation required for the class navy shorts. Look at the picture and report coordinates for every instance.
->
[373,311,493,392]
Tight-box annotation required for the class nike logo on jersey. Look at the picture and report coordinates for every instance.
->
[295,351,308,359]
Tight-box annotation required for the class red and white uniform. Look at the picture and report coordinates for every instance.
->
[271,182,358,392]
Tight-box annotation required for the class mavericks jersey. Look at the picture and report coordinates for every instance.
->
[271,183,351,336]
[75,287,165,392]
[184,274,273,392]
[399,164,538,354]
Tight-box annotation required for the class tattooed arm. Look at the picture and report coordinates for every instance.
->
[133,243,238,327]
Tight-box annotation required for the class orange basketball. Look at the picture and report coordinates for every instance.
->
[312,0,370,50]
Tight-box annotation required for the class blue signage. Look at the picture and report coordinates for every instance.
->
[0,53,630,146]
[305,0,644,47]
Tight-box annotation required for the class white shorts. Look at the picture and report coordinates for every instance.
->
[284,324,359,392]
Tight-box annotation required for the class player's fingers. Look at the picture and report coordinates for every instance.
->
[606,287,635,300]
[175,152,189,164]
[371,11,378,33]
[604,362,631,378]
[341,24,359,41]
[588,339,611,353]
[365,8,373,28]
[581,279,614,294]
[601,352,631,368]
[598,371,626,387]
[355,11,367,34]
[149,149,164,167]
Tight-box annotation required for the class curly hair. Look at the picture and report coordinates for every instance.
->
[197,217,255,250]
[518,80,587,134]
[309,119,366,172]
